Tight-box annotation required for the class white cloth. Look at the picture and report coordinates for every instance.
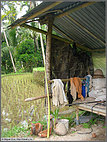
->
[51,79,67,106]
[92,78,106,90]
[89,88,106,101]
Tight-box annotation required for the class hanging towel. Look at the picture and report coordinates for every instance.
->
[72,77,84,101]
[70,78,77,101]
[51,79,68,106]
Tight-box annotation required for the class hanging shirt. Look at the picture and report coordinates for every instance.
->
[70,77,84,101]
[70,78,76,101]
[51,79,68,106]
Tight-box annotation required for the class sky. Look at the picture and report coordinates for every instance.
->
[1,1,42,21]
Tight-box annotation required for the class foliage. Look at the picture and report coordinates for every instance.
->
[82,123,91,128]
[50,108,59,128]
[1,125,30,137]
[31,120,47,130]
[7,29,17,46]
[16,39,42,72]
[1,1,46,74]
[50,108,59,119]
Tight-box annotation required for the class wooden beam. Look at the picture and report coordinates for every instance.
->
[11,1,62,29]
[25,95,51,102]
[53,24,92,51]
[21,23,72,44]
[56,2,96,18]
[53,24,74,41]
[48,78,86,84]
[21,24,105,52]
[78,106,106,116]
[91,48,105,52]
[66,15,105,46]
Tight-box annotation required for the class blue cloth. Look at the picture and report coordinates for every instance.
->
[85,75,90,96]
[82,80,86,98]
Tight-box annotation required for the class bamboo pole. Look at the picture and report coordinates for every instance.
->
[38,18,53,138]
[3,30,17,73]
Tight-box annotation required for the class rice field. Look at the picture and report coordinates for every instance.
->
[1,71,71,134]
[1,72,46,131]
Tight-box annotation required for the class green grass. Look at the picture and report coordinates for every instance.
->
[1,125,31,137]
[33,67,45,72]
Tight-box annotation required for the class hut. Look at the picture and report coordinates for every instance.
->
[8,1,106,125]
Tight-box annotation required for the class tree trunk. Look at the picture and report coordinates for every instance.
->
[33,35,37,53]
[3,31,17,73]
[35,37,39,50]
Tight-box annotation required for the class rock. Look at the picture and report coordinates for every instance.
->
[54,122,67,136]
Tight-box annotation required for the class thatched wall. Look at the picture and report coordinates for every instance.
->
[50,38,94,80]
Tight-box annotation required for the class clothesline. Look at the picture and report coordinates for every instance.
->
[48,78,86,83]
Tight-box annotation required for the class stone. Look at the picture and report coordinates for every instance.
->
[54,122,67,136]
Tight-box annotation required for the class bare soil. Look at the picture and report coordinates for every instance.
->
[33,122,106,141]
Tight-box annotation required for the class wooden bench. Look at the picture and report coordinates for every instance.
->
[74,97,106,125]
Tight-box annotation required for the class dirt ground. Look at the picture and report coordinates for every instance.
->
[33,122,106,141]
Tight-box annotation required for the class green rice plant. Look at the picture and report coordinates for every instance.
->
[1,71,73,137]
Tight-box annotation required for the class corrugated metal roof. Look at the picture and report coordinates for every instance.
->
[9,1,105,51]
[53,2,105,50]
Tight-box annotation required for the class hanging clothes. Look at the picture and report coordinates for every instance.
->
[85,75,92,97]
[70,78,77,101]
[82,80,86,98]
[70,77,84,101]
[87,75,92,91]
[51,79,68,106]
[73,77,84,101]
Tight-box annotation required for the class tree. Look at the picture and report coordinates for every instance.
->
[16,39,43,72]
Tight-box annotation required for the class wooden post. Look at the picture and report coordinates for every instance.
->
[44,15,54,134]
[76,107,79,125]
[45,14,54,109]
[46,14,54,85]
